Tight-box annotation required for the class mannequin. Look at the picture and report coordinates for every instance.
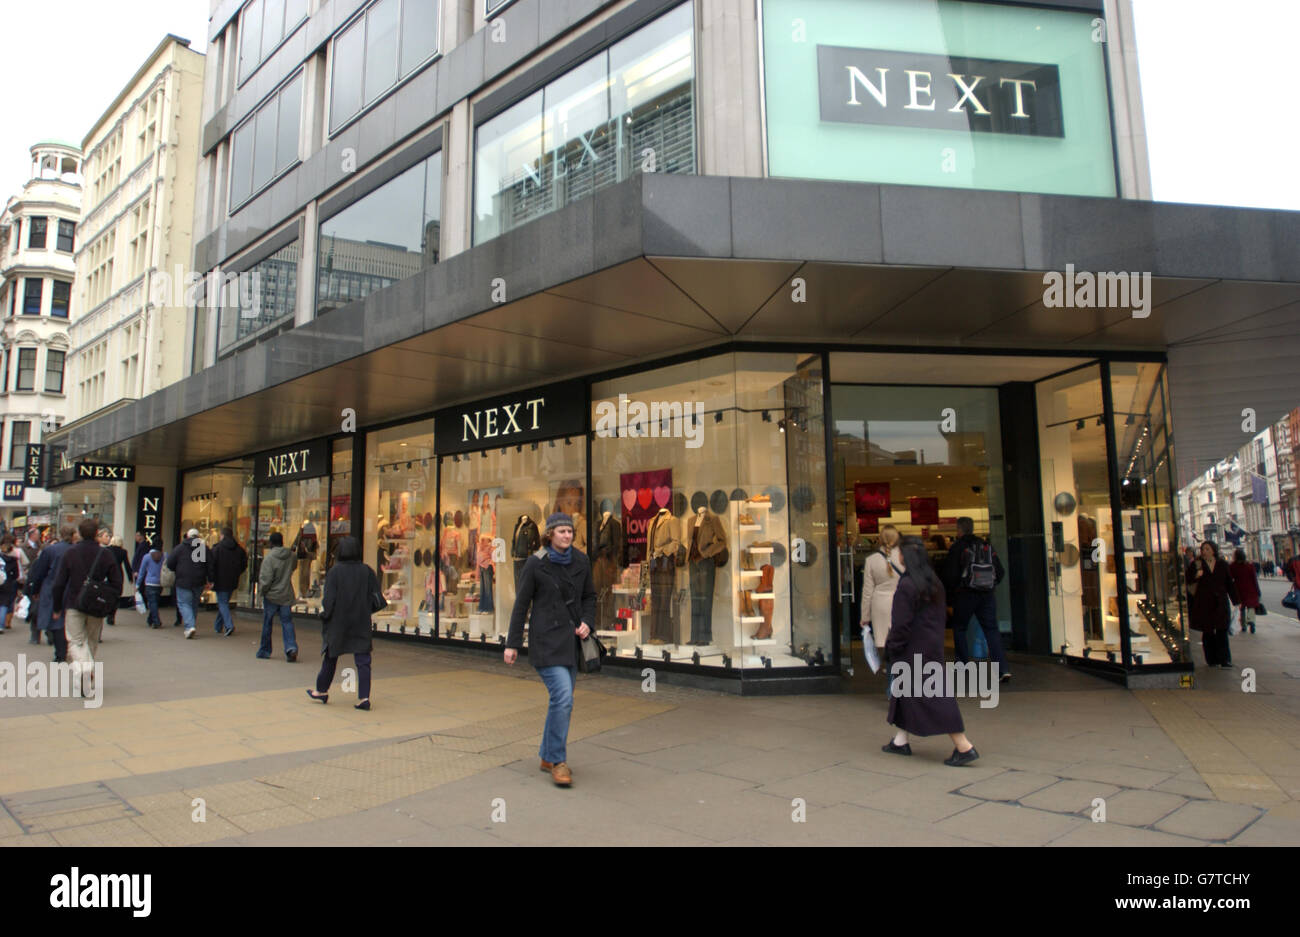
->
[573,511,587,553]
[687,506,728,645]
[511,512,541,585]
[291,517,319,600]
[641,508,683,644]
[593,509,625,630]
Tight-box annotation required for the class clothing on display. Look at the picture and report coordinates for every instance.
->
[593,512,625,629]
[641,509,683,643]
[686,508,729,644]
[512,514,540,584]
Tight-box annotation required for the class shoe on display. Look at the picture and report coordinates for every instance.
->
[738,513,755,525]
[740,551,755,571]
[944,747,980,767]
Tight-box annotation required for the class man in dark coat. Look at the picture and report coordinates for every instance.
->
[943,516,1010,681]
[52,518,123,677]
[306,536,381,709]
[131,531,151,575]
[504,513,596,787]
[26,525,76,661]
[207,527,248,636]
[166,529,211,639]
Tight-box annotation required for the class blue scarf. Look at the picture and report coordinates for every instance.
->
[546,545,573,565]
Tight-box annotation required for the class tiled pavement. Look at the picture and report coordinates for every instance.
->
[1,591,1299,847]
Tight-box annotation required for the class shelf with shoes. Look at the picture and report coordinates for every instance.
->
[729,501,783,666]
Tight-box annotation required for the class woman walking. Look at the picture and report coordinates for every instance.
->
[504,513,596,787]
[306,536,381,710]
[0,535,19,632]
[881,536,979,766]
[1227,548,1261,635]
[1187,541,1238,668]
[860,524,903,653]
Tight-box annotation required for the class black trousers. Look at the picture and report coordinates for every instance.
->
[317,651,372,699]
[45,628,68,662]
[1201,629,1231,667]
[649,556,675,642]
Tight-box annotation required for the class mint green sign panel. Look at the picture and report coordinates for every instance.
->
[763,0,1117,197]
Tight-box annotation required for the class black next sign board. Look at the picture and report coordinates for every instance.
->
[136,486,164,540]
[435,380,587,455]
[253,438,330,486]
[817,46,1064,138]
[24,444,44,489]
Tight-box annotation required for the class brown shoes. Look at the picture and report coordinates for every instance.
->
[550,762,572,786]
[540,759,553,772]
[740,590,756,616]
[740,550,755,571]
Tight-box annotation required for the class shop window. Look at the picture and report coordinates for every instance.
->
[330,0,440,134]
[229,72,303,210]
[217,240,298,352]
[254,472,330,614]
[8,421,29,469]
[589,351,830,672]
[473,2,695,245]
[23,278,42,315]
[316,151,441,316]
[57,219,75,252]
[238,0,308,86]
[51,280,70,318]
[328,438,353,571]
[15,348,36,391]
[44,350,65,393]
[1111,362,1188,665]
[28,217,47,249]
[1038,366,1119,663]
[182,463,258,606]
[365,419,439,635]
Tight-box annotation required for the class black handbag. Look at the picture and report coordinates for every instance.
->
[76,548,118,618]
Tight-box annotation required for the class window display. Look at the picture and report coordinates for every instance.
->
[364,418,436,635]
[179,462,256,606]
[589,351,831,672]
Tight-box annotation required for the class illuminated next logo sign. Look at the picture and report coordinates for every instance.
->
[817,46,1064,138]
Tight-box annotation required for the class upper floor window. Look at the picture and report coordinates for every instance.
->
[45,350,66,394]
[28,217,47,249]
[317,150,441,317]
[229,71,303,210]
[330,0,439,135]
[473,2,695,245]
[23,279,42,315]
[51,281,71,318]
[485,0,515,16]
[8,420,30,469]
[57,219,75,252]
[218,240,299,353]
[15,349,36,392]
[238,0,308,86]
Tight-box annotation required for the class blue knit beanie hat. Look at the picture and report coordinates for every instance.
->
[545,512,574,532]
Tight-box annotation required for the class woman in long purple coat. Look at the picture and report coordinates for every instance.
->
[882,537,979,766]
[1187,540,1237,668]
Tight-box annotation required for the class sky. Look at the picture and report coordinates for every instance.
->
[1,0,1297,212]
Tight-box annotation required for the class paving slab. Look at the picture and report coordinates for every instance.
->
[1094,789,1188,827]
[1021,780,1120,814]
[1154,800,1264,841]
[957,770,1062,802]
[933,800,1088,846]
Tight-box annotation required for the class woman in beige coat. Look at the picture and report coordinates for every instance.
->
[861,525,903,648]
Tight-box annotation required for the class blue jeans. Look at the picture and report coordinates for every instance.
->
[144,585,161,625]
[536,665,576,764]
[176,587,198,631]
[951,591,1007,671]
[213,590,233,633]
[258,603,297,658]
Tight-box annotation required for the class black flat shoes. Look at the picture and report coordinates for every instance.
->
[944,747,980,767]
[882,740,913,756]
[306,689,328,704]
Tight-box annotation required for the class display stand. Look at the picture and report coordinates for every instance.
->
[729,500,780,668]
[1092,511,1150,659]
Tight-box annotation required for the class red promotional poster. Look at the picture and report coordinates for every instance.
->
[854,482,891,517]
[910,497,940,525]
[620,469,672,564]
[857,514,880,534]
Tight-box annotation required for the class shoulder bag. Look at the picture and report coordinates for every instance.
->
[77,548,118,618]
[160,555,176,590]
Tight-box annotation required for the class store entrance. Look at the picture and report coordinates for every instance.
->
[253,476,328,614]
[830,384,1011,663]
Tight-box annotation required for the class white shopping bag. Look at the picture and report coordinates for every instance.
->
[14,594,30,620]
[861,625,881,674]
[134,591,147,615]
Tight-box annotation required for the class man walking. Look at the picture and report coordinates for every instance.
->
[51,519,123,690]
[257,531,299,661]
[26,525,76,662]
[208,527,247,636]
[131,531,151,577]
[166,528,210,639]
[944,516,1011,682]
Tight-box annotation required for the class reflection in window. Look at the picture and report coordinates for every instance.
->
[331,0,440,133]
[51,280,70,318]
[473,2,694,245]
[316,152,441,316]
[23,279,42,315]
[217,241,298,352]
[57,219,75,252]
[238,0,307,85]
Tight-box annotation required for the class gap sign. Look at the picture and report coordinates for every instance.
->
[817,46,1064,138]
[2,480,24,501]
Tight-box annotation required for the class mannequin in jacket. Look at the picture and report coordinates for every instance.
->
[641,508,683,644]
[593,510,624,630]
[512,514,541,585]
[687,507,728,645]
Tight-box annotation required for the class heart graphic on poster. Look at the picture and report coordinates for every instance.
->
[622,490,636,512]
[637,488,653,510]
[653,486,671,508]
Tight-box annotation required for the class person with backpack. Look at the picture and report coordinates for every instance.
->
[943,516,1010,682]
[166,529,211,639]
[51,519,123,678]
[504,513,596,788]
[208,527,248,636]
